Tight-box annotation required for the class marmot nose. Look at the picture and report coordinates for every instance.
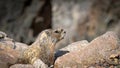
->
[63,31,66,34]
[59,28,66,33]
[61,29,63,32]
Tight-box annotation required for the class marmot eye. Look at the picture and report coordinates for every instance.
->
[54,30,59,33]
[61,29,63,32]
[6,35,8,37]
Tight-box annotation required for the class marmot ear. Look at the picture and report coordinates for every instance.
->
[45,31,50,36]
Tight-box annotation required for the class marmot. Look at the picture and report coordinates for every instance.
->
[22,28,66,67]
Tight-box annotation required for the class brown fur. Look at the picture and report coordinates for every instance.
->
[22,29,66,66]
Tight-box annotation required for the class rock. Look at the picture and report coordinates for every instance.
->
[0,45,20,68]
[10,64,34,68]
[0,62,8,68]
[0,34,28,68]
[10,59,48,68]
[0,33,28,57]
[54,31,120,68]
[0,31,7,38]
[60,40,89,52]
[0,32,27,68]
[0,31,28,50]
[0,48,19,64]
[0,31,15,49]
[55,40,89,58]
[33,59,48,68]
[14,42,28,59]
[14,42,28,51]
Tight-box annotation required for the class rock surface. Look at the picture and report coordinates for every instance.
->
[10,64,34,68]
[54,31,120,68]
[0,32,28,68]
[0,46,20,68]
[55,40,89,58]
[60,40,89,52]
[10,58,47,68]
[0,31,28,55]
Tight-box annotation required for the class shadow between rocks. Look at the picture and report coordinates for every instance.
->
[55,50,69,60]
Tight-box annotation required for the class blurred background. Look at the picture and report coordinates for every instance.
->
[0,0,120,50]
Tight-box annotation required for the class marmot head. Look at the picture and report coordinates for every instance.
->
[36,28,66,46]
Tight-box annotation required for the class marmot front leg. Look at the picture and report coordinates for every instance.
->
[33,59,48,68]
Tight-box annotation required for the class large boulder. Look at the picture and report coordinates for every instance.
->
[54,31,120,68]
[0,31,28,51]
[0,46,20,68]
[0,32,28,68]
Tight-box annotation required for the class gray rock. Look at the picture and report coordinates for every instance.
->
[60,40,89,52]
[55,40,89,58]
[33,59,48,68]
[54,31,120,68]
[0,46,19,68]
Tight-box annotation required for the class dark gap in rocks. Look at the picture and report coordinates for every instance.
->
[55,50,69,60]
[30,0,52,37]
[28,41,33,45]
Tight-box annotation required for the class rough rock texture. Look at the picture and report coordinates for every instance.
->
[0,63,8,68]
[55,40,89,59]
[32,59,47,68]
[60,40,89,52]
[10,59,47,68]
[52,0,120,50]
[54,31,120,68]
[0,47,19,64]
[0,32,28,68]
[0,31,28,56]
[0,46,20,68]
[0,32,20,66]
[10,64,34,68]
[14,42,28,52]
[0,0,52,44]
